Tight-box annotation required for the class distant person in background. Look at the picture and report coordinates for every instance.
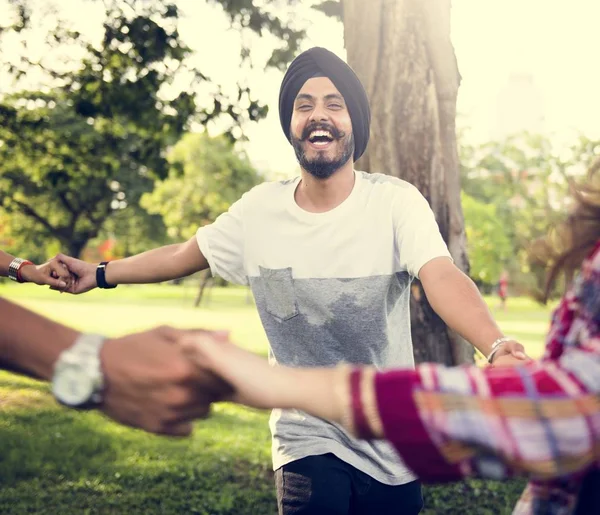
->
[498,269,509,311]
[0,250,71,289]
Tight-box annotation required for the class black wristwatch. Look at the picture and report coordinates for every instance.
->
[96,261,117,289]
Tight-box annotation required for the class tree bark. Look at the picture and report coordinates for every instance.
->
[343,0,473,365]
[66,238,88,259]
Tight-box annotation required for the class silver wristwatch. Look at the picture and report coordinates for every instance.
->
[51,333,106,408]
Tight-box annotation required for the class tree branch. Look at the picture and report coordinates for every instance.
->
[10,198,63,239]
[57,190,77,215]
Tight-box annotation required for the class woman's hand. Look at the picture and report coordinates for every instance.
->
[179,332,286,409]
[179,333,343,425]
[20,261,71,290]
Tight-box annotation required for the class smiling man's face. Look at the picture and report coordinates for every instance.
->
[290,77,354,179]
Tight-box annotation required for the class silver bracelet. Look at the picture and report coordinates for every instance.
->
[487,336,513,364]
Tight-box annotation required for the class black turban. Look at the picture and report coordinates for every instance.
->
[278,47,371,162]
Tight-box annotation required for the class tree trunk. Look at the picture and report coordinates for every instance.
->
[66,238,88,259]
[343,0,473,365]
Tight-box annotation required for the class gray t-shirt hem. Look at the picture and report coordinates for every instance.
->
[272,443,418,487]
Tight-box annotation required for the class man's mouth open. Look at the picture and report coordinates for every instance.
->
[307,129,335,149]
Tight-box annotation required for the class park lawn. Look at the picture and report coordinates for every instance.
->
[0,282,270,355]
[0,283,553,514]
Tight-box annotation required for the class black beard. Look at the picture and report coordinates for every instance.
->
[291,127,354,180]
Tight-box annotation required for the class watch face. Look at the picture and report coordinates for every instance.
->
[52,365,95,406]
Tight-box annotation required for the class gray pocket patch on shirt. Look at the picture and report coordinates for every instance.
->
[259,266,299,322]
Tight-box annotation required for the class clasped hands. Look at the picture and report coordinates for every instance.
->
[27,255,530,436]
[93,327,290,437]
[98,328,532,438]
[23,254,111,294]
[24,256,280,436]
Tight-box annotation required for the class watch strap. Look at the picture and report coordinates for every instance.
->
[96,261,117,289]
[8,258,33,283]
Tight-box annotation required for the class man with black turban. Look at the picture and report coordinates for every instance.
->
[278,46,371,168]
[49,46,528,515]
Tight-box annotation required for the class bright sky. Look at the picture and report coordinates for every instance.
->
[2,0,599,178]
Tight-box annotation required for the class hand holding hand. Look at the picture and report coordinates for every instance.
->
[489,340,532,367]
[99,326,233,436]
[20,261,72,290]
[46,254,98,294]
[179,334,344,426]
[179,333,286,410]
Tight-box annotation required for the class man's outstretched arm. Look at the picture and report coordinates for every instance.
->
[53,236,209,294]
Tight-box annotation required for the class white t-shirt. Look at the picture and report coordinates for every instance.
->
[196,170,451,485]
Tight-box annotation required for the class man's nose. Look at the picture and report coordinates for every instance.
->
[309,103,329,123]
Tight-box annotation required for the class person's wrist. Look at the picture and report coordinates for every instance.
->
[8,258,34,283]
[18,263,36,283]
[486,336,515,363]
[39,329,81,381]
[96,261,117,289]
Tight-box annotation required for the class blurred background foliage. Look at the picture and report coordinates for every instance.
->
[1,0,599,294]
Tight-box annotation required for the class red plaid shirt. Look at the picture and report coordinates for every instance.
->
[347,243,600,515]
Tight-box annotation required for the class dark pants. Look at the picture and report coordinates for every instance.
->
[574,469,600,515]
[275,453,423,515]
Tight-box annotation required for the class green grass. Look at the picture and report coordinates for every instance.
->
[0,376,274,514]
[0,283,554,514]
[482,295,557,358]
[0,282,269,355]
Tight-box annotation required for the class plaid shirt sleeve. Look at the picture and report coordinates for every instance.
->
[359,354,600,483]
[343,244,600,514]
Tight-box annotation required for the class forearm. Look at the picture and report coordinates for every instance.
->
[424,268,502,356]
[105,238,208,285]
[0,299,79,380]
[270,366,343,424]
[0,250,17,277]
[344,356,600,482]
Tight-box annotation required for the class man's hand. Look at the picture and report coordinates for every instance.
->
[47,254,98,294]
[20,261,72,290]
[99,326,233,436]
[490,340,531,367]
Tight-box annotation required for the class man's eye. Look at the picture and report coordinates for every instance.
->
[297,105,312,111]
[328,104,342,110]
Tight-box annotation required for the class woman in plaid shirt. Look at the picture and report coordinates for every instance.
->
[184,168,600,515]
